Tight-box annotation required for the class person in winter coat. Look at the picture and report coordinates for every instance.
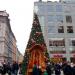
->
[43,70,48,75]
[18,63,22,74]
[12,61,19,75]
[32,65,39,75]
[46,62,51,75]
[0,62,3,74]
[2,62,7,75]
[72,63,75,75]
[38,66,42,75]
[63,62,73,75]
[54,63,61,75]
[7,62,12,75]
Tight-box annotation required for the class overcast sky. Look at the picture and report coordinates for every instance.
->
[0,0,59,55]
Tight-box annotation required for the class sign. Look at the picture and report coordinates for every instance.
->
[53,54,63,58]
[73,54,75,57]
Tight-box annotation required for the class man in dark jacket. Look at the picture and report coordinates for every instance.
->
[12,61,19,75]
[2,62,7,75]
[46,63,51,75]
[0,62,3,74]
[72,64,75,75]
[7,62,12,75]
[54,63,61,75]
[63,62,73,75]
[32,65,39,75]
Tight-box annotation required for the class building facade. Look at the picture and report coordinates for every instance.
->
[0,11,17,63]
[34,1,75,62]
[60,0,75,3]
[16,48,23,64]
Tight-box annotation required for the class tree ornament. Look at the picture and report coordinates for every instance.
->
[33,21,39,26]
[41,43,46,50]
[31,39,36,45]
[36,31,42,36]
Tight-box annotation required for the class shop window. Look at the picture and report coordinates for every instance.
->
[50,51,66,54]
[67,26,73,33]
[66,16,72,23]
[58,26,64,33]
[49,39,65,46]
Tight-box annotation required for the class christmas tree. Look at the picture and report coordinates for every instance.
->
[22,13,49,75]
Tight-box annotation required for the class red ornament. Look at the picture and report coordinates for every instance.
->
[41,43,46,50]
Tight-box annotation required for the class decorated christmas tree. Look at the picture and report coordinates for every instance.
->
[22,13,49,75]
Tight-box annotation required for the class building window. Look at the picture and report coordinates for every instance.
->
[49,39,65,46]
[66,16,72,23]
[64,5,71,13]
[38,6,45,13]
[47,15,54,22]
[67,26,73,33]
[72,40,75,46]
[47,5,54,12]
[47,23,54,26]
[48,26,56,33]
[58,26,64,33]
[56,5,62,12]
[56,15,63,23]
[49,41,53,46]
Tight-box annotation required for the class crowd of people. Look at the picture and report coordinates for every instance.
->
[0,61,75,75]
[0,61,22,75]
[32,61,75,75]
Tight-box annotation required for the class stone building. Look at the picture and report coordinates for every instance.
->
[16,48,23,63]
[0,10,17,63]
[60,0,75,3]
